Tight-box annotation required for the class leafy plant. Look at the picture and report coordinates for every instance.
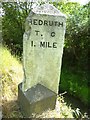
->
[72,108,83,119]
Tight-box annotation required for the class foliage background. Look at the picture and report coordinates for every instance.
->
[2,2,89,69]
[2,1,90,106]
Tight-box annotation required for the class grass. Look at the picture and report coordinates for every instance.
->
[60,66,90,106]
[1,45,88,118]
[1,45,23,118]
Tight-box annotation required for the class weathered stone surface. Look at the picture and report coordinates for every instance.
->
[18,3,66,117]
[18,83,57,117]
[22,3,66,93]
[33,3,66,16]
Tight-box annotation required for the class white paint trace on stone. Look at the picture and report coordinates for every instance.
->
[22,3,66,94]
[32,3,66,17]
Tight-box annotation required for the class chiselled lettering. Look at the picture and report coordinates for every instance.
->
[44,20,48,26]
[29,19,63,27]
[35,30,40,35]
[40,42,57,48]
[58,22,63,27]
[49,21,53,26]
[51,32,55,37]
[33,19,37,25]
[39,20,43,25]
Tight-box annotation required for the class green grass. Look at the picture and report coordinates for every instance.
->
[60,67,90,106]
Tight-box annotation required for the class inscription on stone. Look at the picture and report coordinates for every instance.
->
[30,29,57,48]
[26,18,63,49]
[22,3,66,94]
[28,19,63,27]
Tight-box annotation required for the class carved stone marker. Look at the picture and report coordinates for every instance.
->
[18,3,66,117]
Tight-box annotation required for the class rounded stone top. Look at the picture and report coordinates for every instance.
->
[32,3,66,18]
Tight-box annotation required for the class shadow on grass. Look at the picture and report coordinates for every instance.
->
[2,99,23,118]
[61,92,90,118]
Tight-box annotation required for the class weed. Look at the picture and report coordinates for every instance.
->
[60,67,90,106]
